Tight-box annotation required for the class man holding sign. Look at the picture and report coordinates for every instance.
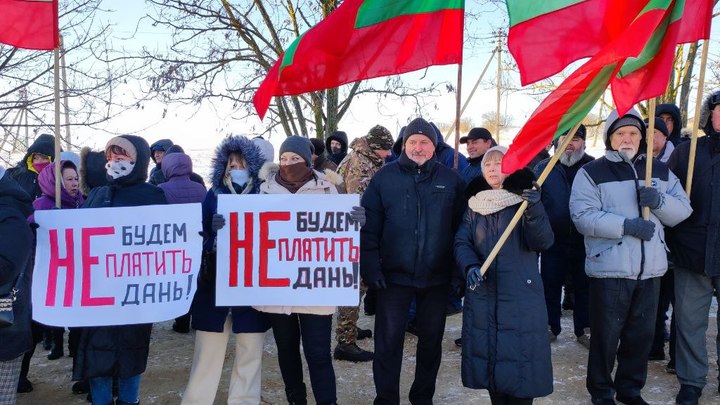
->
[361,117,466,405]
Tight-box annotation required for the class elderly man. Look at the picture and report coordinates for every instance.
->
[333,125,394,363]
[667,90,720,405]
[570,109,692,405]
[460,127,496,184]
[361,117,466,405]
[535,125,594,347]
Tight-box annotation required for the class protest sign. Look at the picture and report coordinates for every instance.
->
[216,194,360,306]
[32,204,202,327]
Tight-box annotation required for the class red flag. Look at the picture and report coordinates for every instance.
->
[253,0,464,120]
[0,0,59,50]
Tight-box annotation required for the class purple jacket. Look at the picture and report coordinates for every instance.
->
[158,153,207,204]
[30,161,84,222]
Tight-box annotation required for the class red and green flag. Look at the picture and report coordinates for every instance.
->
[502,0,712,174]
[253,0,465,120]
[0,0,59,50]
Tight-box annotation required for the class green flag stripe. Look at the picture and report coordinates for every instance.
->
[280,33,305,72]
[355,0,464,29]
[554,64,618,138]
[507,0,586,26]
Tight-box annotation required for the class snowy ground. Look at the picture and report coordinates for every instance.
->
[15,304,720,405]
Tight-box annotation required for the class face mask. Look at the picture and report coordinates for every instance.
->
[32,161,50,174]
[229,169,249,186]
[106,161,135,179]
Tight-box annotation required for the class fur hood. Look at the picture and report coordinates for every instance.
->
[699,91,719,135]
[465,167,535,199]
[210,135,264,191]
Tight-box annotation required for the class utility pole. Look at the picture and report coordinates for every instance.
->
[495,30,505,143]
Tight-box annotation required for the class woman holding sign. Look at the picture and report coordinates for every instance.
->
[181,135,271,405]
[74,135,167,405]
[255,136,345,405]
[455,146,555,404]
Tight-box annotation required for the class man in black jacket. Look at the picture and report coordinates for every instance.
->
[361,117,466,405]
[667,90,720,405]
[534,125,594,347]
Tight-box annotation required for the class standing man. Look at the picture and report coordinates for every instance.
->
[570,109,691,405]
[656,103,685,146]
[148,138,173,185]
[460,127,496,184]
[325,130,349,166]
[361,117,466,405]
[310,138,338,172]
[535,125,594,347]
[333,125,394,363]
[667,90,720,405]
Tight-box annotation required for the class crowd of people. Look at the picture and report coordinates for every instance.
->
[1,91,720,405]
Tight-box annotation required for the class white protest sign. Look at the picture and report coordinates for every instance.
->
[32,204,202,327]
[216,194,360,306]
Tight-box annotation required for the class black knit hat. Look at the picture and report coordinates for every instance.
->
[310,138,325,155]
[279,136,313,167]
[644,118,669,138]
[403,117,437,147]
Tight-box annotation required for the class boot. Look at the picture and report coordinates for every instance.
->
[172,313,190,333]
[285,384,307,405]
[333,343,373,362]
[356,327,372,340]
[72,379,90,394]
[48,327,64,360]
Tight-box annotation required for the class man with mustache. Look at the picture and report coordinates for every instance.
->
[570,109,692,405]
[534,125,594,349]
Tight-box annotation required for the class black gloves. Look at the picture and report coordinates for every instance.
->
[211,214,226,232]
[623,218,656,241]
[466,266,485,287]
[350,206,366,227]
[370,277,387,290]
[638,186,662,209]
[522,181,542,205]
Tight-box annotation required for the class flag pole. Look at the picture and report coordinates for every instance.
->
[60,36,72,150]
[495,31,503,142]
[54,44,62,208]
[453,63,463,170]
[476,122,583,278]
[686,39,710,197]
[444,49,496,141]
[643,98,657,220]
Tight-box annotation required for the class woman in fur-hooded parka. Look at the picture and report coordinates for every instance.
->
[454,146,555,402]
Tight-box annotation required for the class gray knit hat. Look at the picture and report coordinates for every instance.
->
[279,136,313,167]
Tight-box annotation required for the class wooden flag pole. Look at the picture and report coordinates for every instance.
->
[686,39,710,197]
[643,98,657,220]
[453,63,463,170]
[443,48,497,141]
[476,122,583,278]
[60,36,72,150]
[54,45,62,208]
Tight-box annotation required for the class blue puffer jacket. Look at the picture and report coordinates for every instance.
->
[0,172,34,362]
[191,135,270,334]
[454,169,554,398]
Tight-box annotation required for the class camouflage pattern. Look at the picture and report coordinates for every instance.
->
[365,125,394,151]
[336,282,368,344]
[337,136,386,196]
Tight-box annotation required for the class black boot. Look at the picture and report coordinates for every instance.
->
[285,384,307,405]
[115,401,139,405]
[333,343,373,362]
[17,346,34,393]
[172,313,191,333]
[356,327,372,340]
[48,327,64,360]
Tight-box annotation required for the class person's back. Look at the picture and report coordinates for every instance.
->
[158,153,206,204]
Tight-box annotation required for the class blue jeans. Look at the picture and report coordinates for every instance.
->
[89,374,140,405]
[674,266,720,389]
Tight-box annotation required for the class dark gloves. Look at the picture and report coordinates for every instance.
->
[638,186,662,209]
[521,181,542,206]
[623,218,656,241]
[466,266,485,288]
[350,206,366,227]
[211,214,226,232]
[370,277,387,290]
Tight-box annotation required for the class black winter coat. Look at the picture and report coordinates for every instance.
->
[534,153,594,252]
[454,169,554,398]
[6,134,56,199]
[0,174,34,361]
[74,135,167,381]
[666,134,720,276]
[360,153,466,288]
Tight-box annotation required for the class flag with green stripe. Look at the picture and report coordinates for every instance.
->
[253,0,465,120]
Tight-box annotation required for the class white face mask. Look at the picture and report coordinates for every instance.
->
[106,161,135,179]
[229,169,249,186]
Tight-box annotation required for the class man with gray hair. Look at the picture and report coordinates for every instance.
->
[570,109,691,405]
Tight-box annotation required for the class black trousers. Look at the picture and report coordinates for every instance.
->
[651,267,675,361]
[586,277,659,400]
[541,245,590,337]
[373,283,447,405]
[489,391,534,405]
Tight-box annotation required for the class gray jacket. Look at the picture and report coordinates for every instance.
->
[570,151,691,280]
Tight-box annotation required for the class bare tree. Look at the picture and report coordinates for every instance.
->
[0,0,144,165]
[480,110,513,134]
[141,0,459,139]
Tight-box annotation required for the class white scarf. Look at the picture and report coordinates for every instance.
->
[468,189,523,215]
